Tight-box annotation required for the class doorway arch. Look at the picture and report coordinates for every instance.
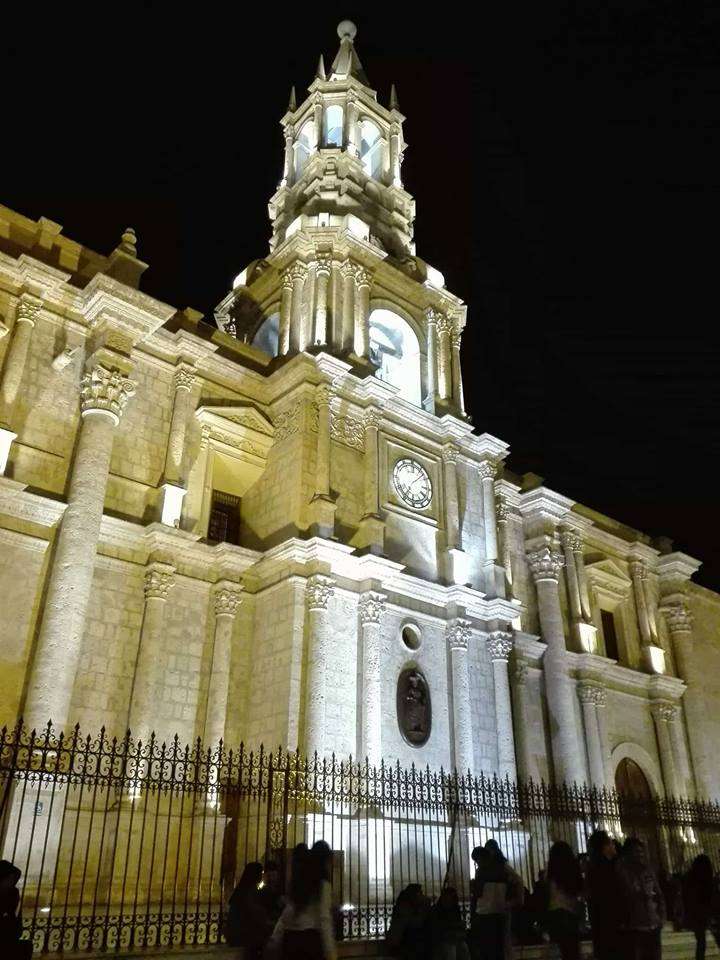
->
[613,754,663,870]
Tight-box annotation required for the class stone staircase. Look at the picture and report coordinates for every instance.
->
[54,927,720,959]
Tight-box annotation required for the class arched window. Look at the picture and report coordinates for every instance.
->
[294,121,315,179]
[251,312,279,357]
[359,120,383,179]
[369,308,421,406]
[324,105,343,147]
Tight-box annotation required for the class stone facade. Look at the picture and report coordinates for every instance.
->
[1,23,719,805]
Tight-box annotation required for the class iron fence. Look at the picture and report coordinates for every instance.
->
[2,721,720,953]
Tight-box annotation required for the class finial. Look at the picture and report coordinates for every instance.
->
[390,83,400,111]
[316,54,326,81]
[288,86,297,112]
[337,19,357,41]
[119,227,137,256]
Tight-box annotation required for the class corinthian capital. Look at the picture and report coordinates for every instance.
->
[358,591,386,625]
[353,265,373,288]
[662,602,693,634]
[425,307,441,327]
[436,314,453,334]
[630,559,648,582]
[526,545,564,583]
[340,259,356,280]
[560,529,583,554]
[441,444,459,466]
[496,498,511,523]
[577,682,606,707]
[306,574,335,612]
[487,630,513,662]
[447,618,471,651]
[16,295,43,326]
[80,364,136,424]
[363,406,382,430]
[477,459,498,482]
[285,262,308,283]
[213,581,243,618]
[651,700,678,723]
[144,563,175,601]
[315,253,332,276]
[174,363,196,392]
[315,383,334,407]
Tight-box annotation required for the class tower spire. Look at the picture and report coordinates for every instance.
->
[330,20,370,86]
[390,83,400,111]
[316,54,326,81]
[287,85,297,112]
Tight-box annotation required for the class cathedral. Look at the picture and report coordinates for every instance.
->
[1,20,719,809]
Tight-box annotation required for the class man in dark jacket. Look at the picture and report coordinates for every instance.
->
[616,838,666,960]
[586,830,620,960]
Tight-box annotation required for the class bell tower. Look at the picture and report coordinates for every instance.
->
[216,20,468,421]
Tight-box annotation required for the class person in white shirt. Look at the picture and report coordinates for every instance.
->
[270,842,336,960]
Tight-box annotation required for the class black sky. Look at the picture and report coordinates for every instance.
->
[4,4,719,588]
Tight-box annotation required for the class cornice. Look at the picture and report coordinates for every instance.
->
[518,486,575,524]
[657,552,702,584]
[79,273,175,344]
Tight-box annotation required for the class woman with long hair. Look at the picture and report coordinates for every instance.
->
[270,842,336,960]
[226,861,270,958]
[586,830,619,960]
[545,842,583,960]
[683,854,720,960]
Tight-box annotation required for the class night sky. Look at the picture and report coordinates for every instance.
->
[5,5,719,588]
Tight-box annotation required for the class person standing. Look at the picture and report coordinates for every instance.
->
[270,843,336,960]
[0,861,31,960]
[226,862,271,959]
[469,841,523,960]
[545,841,583,960]
[586,830,619,960]
[616,837,665,960]
[682,855,720,960]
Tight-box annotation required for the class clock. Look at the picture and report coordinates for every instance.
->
[392,458,433,510]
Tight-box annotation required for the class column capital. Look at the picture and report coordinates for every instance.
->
[513,661,529,685]
[651,699,679,723]
[80,364,136,424]
[285,261,307,283]
[526,544,564,583]
[425,306,441,327]
[447,617,471,651]
[630,558,649,581]
[340,259,357,280]
[213,580,243,618]
[496,497,511,523]
[15,294,43,326]
[306,574,335,611]
[477,459,498,481]
[353,265,373,288]
[315,383,334,407]
[450,329,462,350]
[662,601,693,634]
[441,443,459,465]
[358,591,387,625]
[174,363,196,392]
[363,406,382,430]
[144,562,176,601]
[315,253,333,276]
[487,630,513,662]
[436,313,453,334]
[560,529,583,553]
[577,682,606,707]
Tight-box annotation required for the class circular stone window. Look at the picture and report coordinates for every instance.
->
[396,668,431,747]
[401,623,421,651]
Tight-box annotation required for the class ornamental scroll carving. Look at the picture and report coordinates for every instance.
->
[273,399,319,442]
[396,668,431,747]
[330,412,365,451]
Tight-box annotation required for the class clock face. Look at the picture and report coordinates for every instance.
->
[392,458,433,510]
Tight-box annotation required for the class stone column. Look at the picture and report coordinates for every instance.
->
[487,631,518,783]
[281,125,294,186]
[313,254,332,346]
[204,582,243,749]
[278,269,294,356]
[496,498,515,599]
[313,96,323,149]
[450,325,465,415]
[287,262,307,353]
[436,314,452,400]
[577,683,606,789]
[24,363,136,730]
[389,123,402,187]
[511,662,536,783]
[353,266,372,359]
[561,530,597,652]
[447,618,473,775]
[346,95,359,157]
[340,261,356,353]
[357,407,384,554]
[314,385,332,499]
[667,709,692,798]
[478,460,498,562]
[160,363,195,526]
[442,445,460,551]
[0,295,42,472]
[663,602,711,797]
[526,544,585,786]
[424,308,438,409]
[304,575,335,757]
[630,560,653,648]
[651,701,680,798]
[128,563,176,744]
[358,591,386,767]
